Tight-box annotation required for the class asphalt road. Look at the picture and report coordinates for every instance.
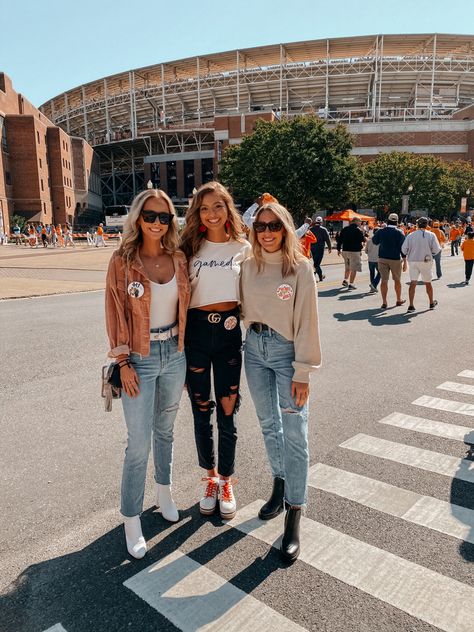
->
[0,252,473,632]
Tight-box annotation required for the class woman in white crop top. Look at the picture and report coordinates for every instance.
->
[180,181,250,520]
[105,188,190,560]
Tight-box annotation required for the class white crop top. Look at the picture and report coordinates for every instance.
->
[189,239,251,309]
[150,275,179,328]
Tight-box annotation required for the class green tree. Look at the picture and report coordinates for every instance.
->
[10,214,26,231]
[219,116,356,220]
[355,152,474,218]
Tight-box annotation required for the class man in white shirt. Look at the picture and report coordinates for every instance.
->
[401,217,441,312]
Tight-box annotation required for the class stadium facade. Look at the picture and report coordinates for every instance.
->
[39,33,474,208]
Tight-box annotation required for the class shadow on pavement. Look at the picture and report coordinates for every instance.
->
[318,287,345,297]
[450,435,474,563]
[337,292,372,301]
[0,505,282,632]
[333,307,433,326]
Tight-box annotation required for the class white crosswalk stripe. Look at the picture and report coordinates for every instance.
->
[229,500,474,632]
[458,369,474,379]
[437,381,474,396]
[340,433,474,482]
[42,625,68,632]
[379,411,474,443]
[413,395,474,417]
[124,549,305,632]
[308,463,474,544]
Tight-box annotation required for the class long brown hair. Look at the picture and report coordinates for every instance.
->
[180,181,245,258]
[118,189,180,265]
[251,202,306,277]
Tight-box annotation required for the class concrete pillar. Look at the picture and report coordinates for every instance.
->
[159,163,168,194]
[194,159,202,188]
[176,160,185,198]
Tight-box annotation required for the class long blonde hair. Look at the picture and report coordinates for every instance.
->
[251,202,306,277]
[118,189,180,265]
[180,181,245,258]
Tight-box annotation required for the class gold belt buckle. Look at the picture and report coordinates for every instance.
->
[207,312,221,324]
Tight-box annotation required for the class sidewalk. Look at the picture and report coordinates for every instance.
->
[0,244,113,299]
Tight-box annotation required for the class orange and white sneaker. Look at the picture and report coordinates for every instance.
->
[219,479,236,520]
[199,477,219,515]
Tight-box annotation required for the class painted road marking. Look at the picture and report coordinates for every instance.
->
[229,501,474,632]
[437,381,474,396]
[458,370,474,379]
[124,549,305,632]
[340,434,474,483]
[379,411,474,443]
[308,463,474,544]
[413,395,474,417]
[42,626,68,632]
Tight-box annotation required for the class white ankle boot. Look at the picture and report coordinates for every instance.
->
[123,515,147,559]
[156,483,179,523]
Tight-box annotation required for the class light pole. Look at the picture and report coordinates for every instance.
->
[402,184,413,217]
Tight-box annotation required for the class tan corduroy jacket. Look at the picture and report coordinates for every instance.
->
[105,250,190,358]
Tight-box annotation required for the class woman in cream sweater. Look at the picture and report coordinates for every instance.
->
[240,201,321,563]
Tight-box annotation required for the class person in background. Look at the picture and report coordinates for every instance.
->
[364,227,381,293]
[96,223,107,247]
[13,223,22,245]
[86,229,94,246]
[300,223,317,260]
[309,216,332,282]
[63,224,75,248]
[241,201,321,563]
[40,224,48,248]
[461,231,474,285]
[429,220,446,279]
[371,213,407,309]
[450,222,462,256]
[336,217,366,290]
[401,217,441,312]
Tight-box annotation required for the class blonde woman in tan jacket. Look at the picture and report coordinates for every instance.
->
[240,202,321,564]
[105,188,190,559]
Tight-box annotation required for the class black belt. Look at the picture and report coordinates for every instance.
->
[189,307,239,325]
[251,322,271,334]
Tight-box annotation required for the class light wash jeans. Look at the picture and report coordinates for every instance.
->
[121,336,186,517]
[244,328,309,506]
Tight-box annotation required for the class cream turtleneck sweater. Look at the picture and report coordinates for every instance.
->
[240,249,322,383]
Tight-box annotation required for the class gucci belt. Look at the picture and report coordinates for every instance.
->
[207,312,222,324]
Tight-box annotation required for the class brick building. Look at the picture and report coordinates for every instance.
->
[0,73,101,236]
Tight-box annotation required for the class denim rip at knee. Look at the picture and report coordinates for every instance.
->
[185,308,242,477]
[244,327,309,506]
[120,336,186,517]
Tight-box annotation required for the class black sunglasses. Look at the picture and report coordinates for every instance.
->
[253,220,284,233]
[140,210,174,225]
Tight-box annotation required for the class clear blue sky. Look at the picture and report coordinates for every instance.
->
[2,0,474,107]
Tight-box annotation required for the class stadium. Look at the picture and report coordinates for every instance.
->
[40,33,474,207]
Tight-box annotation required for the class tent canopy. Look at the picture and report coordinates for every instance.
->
[325,209,375,224]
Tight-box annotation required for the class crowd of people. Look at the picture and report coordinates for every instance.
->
[105,183,321,564]
[332,214,474,309]
[4,222,117,248]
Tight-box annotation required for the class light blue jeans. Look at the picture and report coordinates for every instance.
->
[121,337,186,517]
[244,328,309,506]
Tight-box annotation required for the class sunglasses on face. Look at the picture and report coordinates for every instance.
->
[253,220,284,233]
[140,210,174,225]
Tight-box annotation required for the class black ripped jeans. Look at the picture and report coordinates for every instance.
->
[185,307,242,477]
